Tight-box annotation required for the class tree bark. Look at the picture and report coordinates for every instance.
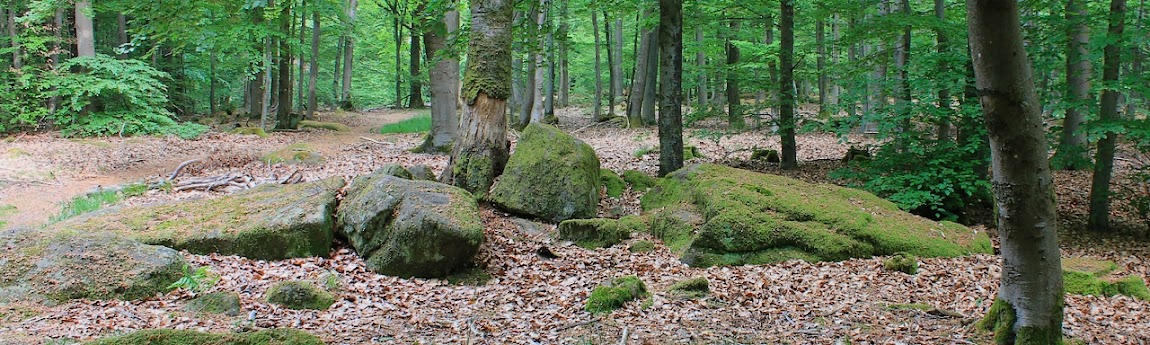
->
[298,1,307,110]
[695,27,706,110]
[627,9,655,128]
[592,11,605,122]
[419,4,461,154]
[604,11,617,116]
[117,13,128,58]
[308,4,321,119]
[1088,0,1127,233]
[612,17,624,104]
[766,16,778,116]
[445,0,513,197]
[341,0,358,110]
[657,0,683,177]
[894,0,912,145]
[529,0,548,124]
[519,4,538,127]
[393,3,404,108]
[6,8,19,69]
[1055,0,1092,170]
[967,1,1064,343]
[75,0,96,58]
[333,37,343,108]
[410,33,425,108]
[935,0,952,142]
[726,20,744,129]
[779,0,797,170]
[210,50,217,115]
[641,29,659,126]
[816,18,827,116]
[557,0,570,108]
[276,2,296,130]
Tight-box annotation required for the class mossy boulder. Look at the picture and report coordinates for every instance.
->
[558,216,647,249]
[0,228,185,303]
[1062,257,1150,300]
[640,164,992,267]
[883,252,919,274]
[751,148,780,163]
[600,169,625,198]
[621,170,657,191]
[668,277,710,299]
[86,328,326,345]
[629,240,656,253]
[377,164,414,180]
[585,276,649,314]
[408,165,438,181]
[490,123,600,222]
[265,281,335,310]
[185,292,242,316]
[337,172,484,278]
[52,178,343,261]
[299,120,351,132]
[262,143,324,166]
[230,127,269,138]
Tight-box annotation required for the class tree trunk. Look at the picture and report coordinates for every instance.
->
[419,5,461,154]
[75,0,96,58]
[210,50,217,115]
[592,11,605,122]
[935,0,952,142]
[641,30,659,126]
[393,5,404,108]
[604,11,616,116]
[544,6,556,120]
[1088,0,1127,233]
[779,0,797,170]
[695,27,706,110]
[612,17,624,104]
[557,0,570,108]
[627,9,655,128]
[341,0,358,110]
[410,33,425,108]
[1055,0,1092,170]
[967,1,1064,343]
[308,4,321,119]
[444,0,513,197]
[117,13,128,58]
[333,37,343,108]
[262,36,273,129]
[657,0,683,177]
[6,8,19,69]
[276,2,296,130]
[530,0,548,124]
[816,18,827,116]
[726,20,744,129]
[49,8,63,113]
[298,1,307,110]
[894,0,912,145]
[766,16,778,116]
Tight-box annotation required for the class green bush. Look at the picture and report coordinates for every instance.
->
[380,114,432,134]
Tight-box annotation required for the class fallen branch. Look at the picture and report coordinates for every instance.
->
[168,159,202,181]
[554,319,598,332]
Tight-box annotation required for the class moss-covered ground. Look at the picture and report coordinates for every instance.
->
[585,276,648,314]
[85,328,326,345]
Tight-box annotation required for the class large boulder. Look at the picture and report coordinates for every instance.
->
[52,178,343,261]
[0,228,185,303]
[641,164,993,267]
[337,171,484,278]
[490,123,600,222]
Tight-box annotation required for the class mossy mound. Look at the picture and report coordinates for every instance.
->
[585,276,649,314]
[377,164,413,180]
[265,281,335,310]
[337,172,484,278]
[86,328,326,345]
[558,216,647,249]
[230,127,269,138]
[629,240,656,253]
[621,170,657,191]
[490,123,601,222]
[299,120,351,132]
[883,253,919,274]
[262,143,324,166]
[640,164,992,267]
[0,228,185,303]
[600,169,625,198]
[1062,257,1150,300]
[751,149,780,163]
[684,146,704,160]
[52,178,342,261]
[668,277,710,299]
[185,292,242,316]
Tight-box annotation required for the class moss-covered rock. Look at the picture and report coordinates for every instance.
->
[262,143,324,166]
[299,120,351,132]
[668,277,709,299]
[490,123,600,222]
[883,253,919,274]
[600,169,625,198]
[408,165,438,182]
[684,146,704,160]
[751,149,780,163]
[337,172,484,278]
[0,228,185,303]
[377,164,413,180]
[558,216,647,249]
[85,328,326,345]
[640,164,992,267]
[230,127,269,138]
[585,276,649,314]
[1062,257,1150,300]
[265,281,335,310]
[629,240,656,253]
[185,292,242,316]
[52,178,342,261]
[621,170,657,191]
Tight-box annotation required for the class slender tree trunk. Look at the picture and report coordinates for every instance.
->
[262,36,273,129]
[333,37,343,108]
[5,8,18,70]
[1088,0,1127,233]
[444,0,513,197]
[612,17,624,103]
[604,11,617,116]
[779,0,797,170]
[766,16,778,116]
[726,20,744,129]
[863,1,889,134]
[627,9,655,128]
[894,0,912,145]
[298,0,307,110]
[695,27,706,110]
[75,0,95,58]
[641,30,659,126]
[308,4,321,119]
[341,0,358,110]
[49,8,63,113]
[210,50,217,115]
[544,2,556,120]
[1055,0,1092,170]
[935,0,953,142]
[519,3,539,126]
[393,4,404,108]
[530,0,548,123]
[410,33,425,108]
[967,1,1064,343]
[816,18,827,116]
[276,2,296,129]
[592,11,605,121]
[557,0,570,108]
[116,13,128,58]
[419,4,461,153]
[509,10,524,122]
[657,0,683,177]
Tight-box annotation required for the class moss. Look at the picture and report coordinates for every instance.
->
[1061,258,1150,300]
[621,170,656,191]
[85,328,326,345]
[445,267,493,286]
[1104,276,1150,300]
[585,276,649,314]
[299,120,350,132]
[185,292,242,316]
[460,2,513,102]
[884,303,934,311]
[1061,257,1118,277]
[668,277,709,299]
[683,146,704,160]
[262,143,324,166]
[451,152,498,198]
[265,281,335,311]
[628,240,656,253]
[600,169,625,198]
[882,253,919,274]
[558,216,646,249]
[489,123,600,222]
[377,164,413,179]
[977,298,1064,345]
[751,149,780,163]
[230,127,269,138]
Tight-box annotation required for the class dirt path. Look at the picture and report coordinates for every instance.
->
[0,109,421,229]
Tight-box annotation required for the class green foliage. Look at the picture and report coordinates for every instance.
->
[50,183,149,222]
[167,265,219,293]
[379,114,432,134]
[85,328,326,345]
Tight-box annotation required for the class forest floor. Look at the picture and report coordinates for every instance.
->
[2,107,1150,344]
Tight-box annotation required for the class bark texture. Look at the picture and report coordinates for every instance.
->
[779,0,797,169]
[657,0,683,177]
[1088,0,1127,232]
[419,6,461,154]
[1055,0,1092,170]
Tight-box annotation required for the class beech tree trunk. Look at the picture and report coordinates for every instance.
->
[967,1,1064,343]
[529,0,548,123]
[1055,0,1092,170]
[627,9,655,128]
[612,17,624,104]
[297,1,306,110]
[657,0,683,177]
[816,18,827,116]
[117,13,128,58]
[419,5,461,154]
[308,5,321,119]
[935,0,952,142]
[410,33,425,108]
[393,5,404,108]
[779,0,797,169]
[275,2,296,130]
[695,27,706,110]
[641,29,659,126]
[604,11,617,116]
[6,8,19,69]
[765,16,778,116]
[726,20,744,129]
[444,0,512,197]
[519,4,538,127]
[341,0,358,110]
[1088,0,1127,233]
[75,0,95,58]
[557,0,570,108]
[592,11,605,121]
[894,0,912,145]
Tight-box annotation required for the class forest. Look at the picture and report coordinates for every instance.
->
[0,0,1149,344]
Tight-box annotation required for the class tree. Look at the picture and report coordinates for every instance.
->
[75,0,95,58]
[275,1,296,130]
[341,0,358,110]
[417,2,461,154]
[726,19,744,129]
[1088,0,1127,232]
[443,0,513,196]
[779,0,797,170]
[658,0,683,177]
[967,1,1064,343]
[530,0,549,124]
[627,8,656,128]
[307,1,321,119]
[410,25,425,108]
[1055,0,1093,170]
[592,10,605,122]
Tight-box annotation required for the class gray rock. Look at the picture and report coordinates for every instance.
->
[377,164,413,179]
[408,165,438,181]
[490,124,600,222]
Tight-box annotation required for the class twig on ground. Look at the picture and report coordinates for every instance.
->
[168,159,202,181]
[554,318,598,331]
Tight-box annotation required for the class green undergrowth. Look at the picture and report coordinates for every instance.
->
[0,204,15,228]
[51,183,148,222]
[379,113,431,134]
